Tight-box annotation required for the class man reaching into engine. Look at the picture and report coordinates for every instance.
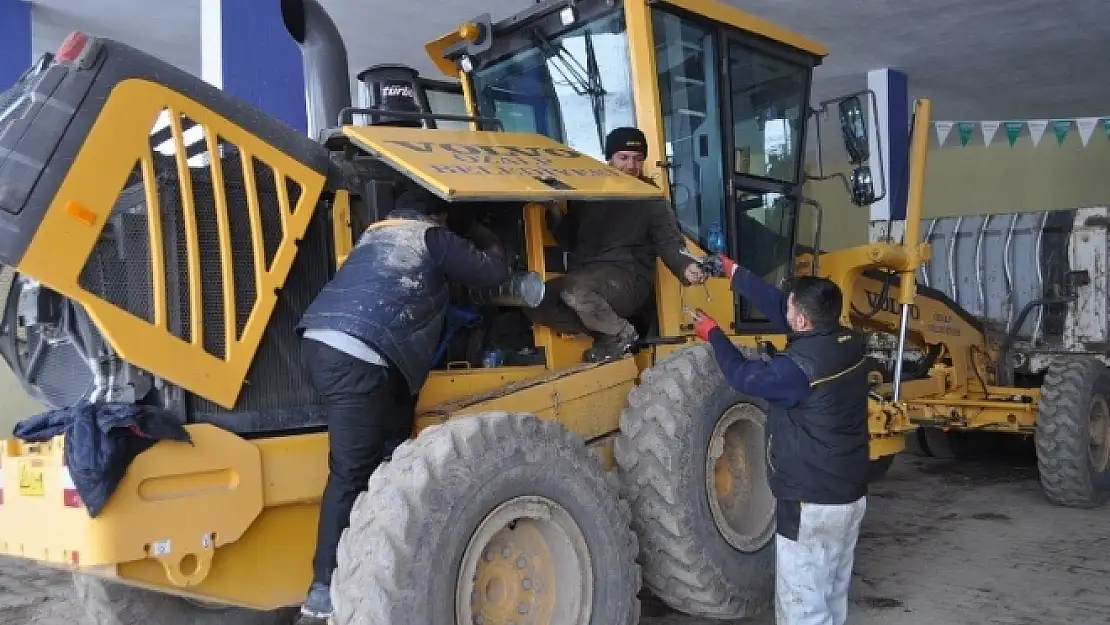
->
[527,127,707,362]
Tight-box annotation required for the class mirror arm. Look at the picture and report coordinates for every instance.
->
[799,196,824,276]
[811,104,829,181]
[867,88,888,205]
[804,171,853,199]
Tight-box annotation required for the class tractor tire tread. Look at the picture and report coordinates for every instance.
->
[330,411,641,625]
[1036,357,1110,508]
[615,345,771,619]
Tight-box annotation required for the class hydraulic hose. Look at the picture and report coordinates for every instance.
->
[995,295,1077,387]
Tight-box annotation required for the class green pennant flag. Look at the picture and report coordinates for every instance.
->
[1053,120,1071,146]
[1004,122,1023,147]
[1103,118,1110,141]
[957,122,975,147]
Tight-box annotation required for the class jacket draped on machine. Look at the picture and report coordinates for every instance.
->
[13,402,192,517]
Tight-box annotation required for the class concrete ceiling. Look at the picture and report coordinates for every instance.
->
[27,0,1110,124]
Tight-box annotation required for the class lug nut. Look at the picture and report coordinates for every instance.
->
[522,579,532,590]
[518,603,530,614]
[502,547,512,558]
[516,556,527,569]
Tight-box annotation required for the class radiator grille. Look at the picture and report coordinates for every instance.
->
[72,107,329,426]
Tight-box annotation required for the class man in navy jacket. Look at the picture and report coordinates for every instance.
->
[690,255,870,625]
[294,188,509,619]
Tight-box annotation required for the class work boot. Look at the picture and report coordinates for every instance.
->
[583,325,639,363]
[300,582,332,620]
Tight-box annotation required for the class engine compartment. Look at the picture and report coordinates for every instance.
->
[0,152,550,436]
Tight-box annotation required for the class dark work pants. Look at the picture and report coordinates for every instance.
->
[526,264,649,337]
[300,339,416,586]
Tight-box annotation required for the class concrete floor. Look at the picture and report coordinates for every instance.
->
[3,445,1110,624]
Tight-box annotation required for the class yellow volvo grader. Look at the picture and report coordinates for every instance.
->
[0,0,1106,623]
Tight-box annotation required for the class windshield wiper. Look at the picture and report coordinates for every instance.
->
[532,28,607,151]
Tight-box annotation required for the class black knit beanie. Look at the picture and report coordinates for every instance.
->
[604,127,648,161]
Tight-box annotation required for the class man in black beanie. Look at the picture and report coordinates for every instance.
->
[294,187,508,619]
[529,127,707,362]
[604,126,652,180]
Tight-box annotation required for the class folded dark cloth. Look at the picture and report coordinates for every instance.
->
[13,403,192,517]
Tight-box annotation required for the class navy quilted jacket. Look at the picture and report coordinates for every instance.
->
[13,403,192,517]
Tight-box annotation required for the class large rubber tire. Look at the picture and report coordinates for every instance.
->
[921,427,956,459]
[330,411,641,625]
[868,455,896,482]
[615,345,775,619]
[73,573,298,625]
[903,428,932,457]
[922,427,992,461]
[1036,357,1110,508]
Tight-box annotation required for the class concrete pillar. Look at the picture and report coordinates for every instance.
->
[866,69,909,229]
[200,0,307,132]
[0,0,32,89]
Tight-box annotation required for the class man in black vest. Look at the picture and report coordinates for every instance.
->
[690,255,870,625]
[294,188,509,619]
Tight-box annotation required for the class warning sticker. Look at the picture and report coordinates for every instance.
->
[342,126,663,202]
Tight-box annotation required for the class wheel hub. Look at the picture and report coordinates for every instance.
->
[457,496,593,625]
[470,524,550,624]
[706,404,776,553]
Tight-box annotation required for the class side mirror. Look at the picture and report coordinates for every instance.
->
[838,96,869,164]
[850,166,876,206]
[807,90,886,208]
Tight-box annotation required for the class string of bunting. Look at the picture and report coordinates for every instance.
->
[933,118,1110,148]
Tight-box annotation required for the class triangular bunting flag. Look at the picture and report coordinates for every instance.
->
[957,122,975,147]
[981,121,1000,147]
[935,122,953,147]
[1028,120,1048,147]
[1004,122,1023,147]
[1077,117,1099,146]
[1052,120,1071,146]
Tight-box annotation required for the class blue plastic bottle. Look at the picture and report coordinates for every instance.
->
[706,222,726,255]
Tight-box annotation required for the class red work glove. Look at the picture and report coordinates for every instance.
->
[692,308,720,342]
[719,254,738,279]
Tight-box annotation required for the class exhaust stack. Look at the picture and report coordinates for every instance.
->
[281,0,352,138]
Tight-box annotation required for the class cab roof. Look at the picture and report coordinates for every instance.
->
[424,0,829,77]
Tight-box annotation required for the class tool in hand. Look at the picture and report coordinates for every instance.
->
[683,305,720,341]
[680,249,726,301]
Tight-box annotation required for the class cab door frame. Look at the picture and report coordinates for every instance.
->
[625,0,822,337]
[716,25,819,333]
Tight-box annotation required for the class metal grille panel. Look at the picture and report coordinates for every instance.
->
[62,99,329,411]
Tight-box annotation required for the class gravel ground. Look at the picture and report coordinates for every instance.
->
[4,442,1110,625]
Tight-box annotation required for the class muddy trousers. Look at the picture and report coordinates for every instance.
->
[775,496,867,625]
[300,339,416,587]
[525,265,649,337]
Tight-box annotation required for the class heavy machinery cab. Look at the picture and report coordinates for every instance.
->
[427,0,830,335]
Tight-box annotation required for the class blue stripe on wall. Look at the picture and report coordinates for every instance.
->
[886,69,909,221]
[220,0,307,133]
[0,0,32,90]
